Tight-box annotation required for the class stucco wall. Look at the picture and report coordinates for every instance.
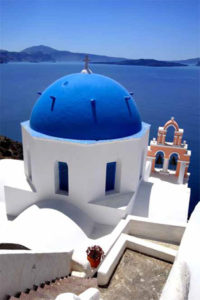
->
[160,202,200,300]
[20,123,149,225]
[0,250,72,300]
[22,125,149,201]
[126,215,186,244]
[5,186,36,216]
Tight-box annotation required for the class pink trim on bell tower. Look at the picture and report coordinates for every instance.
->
[147,117,191,184]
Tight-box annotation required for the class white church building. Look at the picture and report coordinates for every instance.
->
[0,59,197,300]
[2,60,150,226]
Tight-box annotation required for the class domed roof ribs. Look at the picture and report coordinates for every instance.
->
[81,55,92,74]
[30,73,142,140]
[124,96,132,117]
[90,99,97,123]
[50,96,56,111]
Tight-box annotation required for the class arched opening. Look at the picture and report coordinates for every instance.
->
[165,126,175,144]
[55,161,69,195]
[105,162,116,192]
[155,151,164,169]
[168,153,179,171]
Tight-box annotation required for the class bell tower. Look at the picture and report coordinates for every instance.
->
[147,117,191,184]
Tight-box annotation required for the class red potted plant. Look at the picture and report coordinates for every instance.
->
[86,245,104,268]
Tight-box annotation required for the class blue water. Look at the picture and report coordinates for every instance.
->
[0,62,199,215]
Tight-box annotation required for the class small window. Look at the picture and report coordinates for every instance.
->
[58,162,68,193]
[105,162,116,192]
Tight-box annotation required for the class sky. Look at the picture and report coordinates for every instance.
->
[0,0,199,60]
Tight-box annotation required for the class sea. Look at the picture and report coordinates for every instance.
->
[0,62,199,215]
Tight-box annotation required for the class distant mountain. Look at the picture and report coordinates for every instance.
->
[93,59,187,67]
[21,45,126,63]
[0,45,192,66]
[22,45,62,55]
[0,49,55,63]
[173,58,200,65]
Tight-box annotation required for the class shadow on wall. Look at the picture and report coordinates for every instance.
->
[132,181,153,217]
[152,172,188,185]
[0,243,30,250]
[36,199,95,237]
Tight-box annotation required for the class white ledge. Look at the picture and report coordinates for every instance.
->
[97,233,177,286]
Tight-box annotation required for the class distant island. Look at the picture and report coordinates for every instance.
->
[93,59,187,67]
[173,58,200,65]
[0,45,199,67]
[0,45,125,64]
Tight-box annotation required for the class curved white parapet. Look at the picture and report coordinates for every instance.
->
[56,288,100,300]
[56,293,79,300]
[0,205,88,251]
[79,288,100,300]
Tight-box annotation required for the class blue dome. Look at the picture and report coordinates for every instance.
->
[30,73,142,140]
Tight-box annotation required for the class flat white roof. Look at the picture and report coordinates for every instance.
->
[131,173,190,224]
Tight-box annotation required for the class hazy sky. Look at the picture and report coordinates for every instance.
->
[0,0,199,60]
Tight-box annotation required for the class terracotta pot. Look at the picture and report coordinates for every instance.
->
[87,256,101,268]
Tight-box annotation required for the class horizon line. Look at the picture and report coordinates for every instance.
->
[1,44,199,61]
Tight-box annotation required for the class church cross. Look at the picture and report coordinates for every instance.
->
[84,55,90,70]
[81,55,92,74]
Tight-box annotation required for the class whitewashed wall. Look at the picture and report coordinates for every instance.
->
[20,123,149,225]
[126,215,186,244]
[160,202,200,300]
[5,186,36,216]
[0,250,72,300]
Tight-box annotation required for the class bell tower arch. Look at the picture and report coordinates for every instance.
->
[147,117,191,184]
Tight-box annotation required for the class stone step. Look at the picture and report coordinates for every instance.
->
[8,276,98,300]
[17,293,30,300]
